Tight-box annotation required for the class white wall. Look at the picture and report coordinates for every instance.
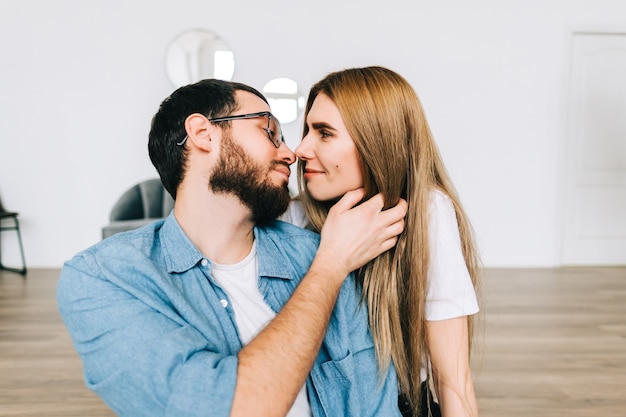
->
[0,0,624,268]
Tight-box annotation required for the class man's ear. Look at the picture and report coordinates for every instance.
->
[184,113,217,151]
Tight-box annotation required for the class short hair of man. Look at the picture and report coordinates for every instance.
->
[148,79,268,199]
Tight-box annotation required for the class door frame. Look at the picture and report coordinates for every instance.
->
[559,28,626,266]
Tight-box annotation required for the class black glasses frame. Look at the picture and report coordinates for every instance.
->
[176,111,284,148]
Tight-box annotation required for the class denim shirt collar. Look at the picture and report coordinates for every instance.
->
[159,212,294,280]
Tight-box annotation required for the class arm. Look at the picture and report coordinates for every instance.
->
[231,189,407,417]
[426,317,478,417]
[57,260,240,417]
[424,190,479,416]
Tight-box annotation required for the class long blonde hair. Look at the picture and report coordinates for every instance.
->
[297,66,480,415]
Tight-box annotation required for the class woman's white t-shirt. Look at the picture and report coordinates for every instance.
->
[279,190,479,321]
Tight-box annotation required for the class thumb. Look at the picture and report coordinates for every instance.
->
[331,188,367,213]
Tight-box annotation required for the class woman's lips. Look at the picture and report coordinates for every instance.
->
[303,168,324,180]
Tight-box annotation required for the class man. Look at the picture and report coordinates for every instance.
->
[57,79,407,417]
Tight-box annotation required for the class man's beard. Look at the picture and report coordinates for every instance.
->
[210,132,291,226]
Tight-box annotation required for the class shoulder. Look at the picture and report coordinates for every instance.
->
[95,219,165,253]
[254,221,321,280]
[62,219,166,277]
[257,219,319,248]
[428,189,455,214]
[278,198,309,228]
[427,189,460,231]
[256,218,320,256]
[58,220,170,312]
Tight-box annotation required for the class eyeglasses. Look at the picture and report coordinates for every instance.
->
[176,111,284,148]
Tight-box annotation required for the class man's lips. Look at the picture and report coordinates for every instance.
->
[274,165,291,179]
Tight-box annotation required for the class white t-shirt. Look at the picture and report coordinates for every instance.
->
[211,243,312,417]
[425,190,479,320]
[279,190,479,321]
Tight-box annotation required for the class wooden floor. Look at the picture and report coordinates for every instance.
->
[1,267,625,416]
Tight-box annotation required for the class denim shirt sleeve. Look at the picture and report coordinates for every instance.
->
[57,230,238,417]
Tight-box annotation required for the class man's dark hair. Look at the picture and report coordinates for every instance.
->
[148,79,267,199]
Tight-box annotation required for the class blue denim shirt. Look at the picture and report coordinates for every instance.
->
[57,213,401,417]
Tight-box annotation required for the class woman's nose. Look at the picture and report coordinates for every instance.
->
[295,135,313,160]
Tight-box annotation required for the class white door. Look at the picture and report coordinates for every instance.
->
[561,32,626,266]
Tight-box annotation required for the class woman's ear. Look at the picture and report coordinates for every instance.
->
[184,113,216,151]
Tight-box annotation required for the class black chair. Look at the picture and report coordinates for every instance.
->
[0,197,27,275]
[101,178,174,239]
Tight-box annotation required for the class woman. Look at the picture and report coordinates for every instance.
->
[288,66,480,417]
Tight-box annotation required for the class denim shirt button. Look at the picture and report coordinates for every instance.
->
[220,299,228,308]
[201,259,208,267]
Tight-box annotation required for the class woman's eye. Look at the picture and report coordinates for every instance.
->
[320,130,331,138]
